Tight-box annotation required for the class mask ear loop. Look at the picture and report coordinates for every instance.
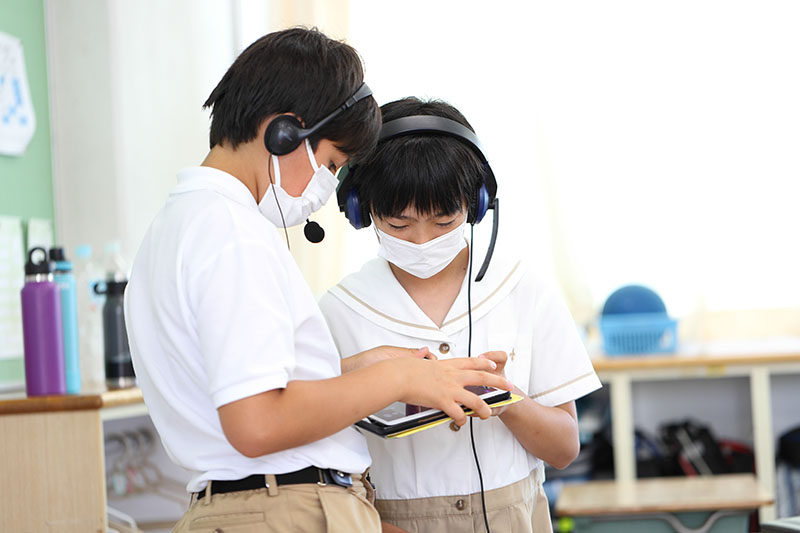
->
[304,138,320,171]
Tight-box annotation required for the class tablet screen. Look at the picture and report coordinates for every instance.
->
[367,386,508,427]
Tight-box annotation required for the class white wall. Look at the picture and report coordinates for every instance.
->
[47,0,236,268]
[46,0,119,258]
[346,1,554,290]
[348,0,800,330]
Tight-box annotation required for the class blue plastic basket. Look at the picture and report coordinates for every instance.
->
[599,313,678,356]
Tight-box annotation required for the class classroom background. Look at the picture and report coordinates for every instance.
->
[1,0,799,531]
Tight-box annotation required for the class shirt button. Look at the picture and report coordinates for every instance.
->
[456,499,466,511]
[439,343,450,354]
[449,421,460,432]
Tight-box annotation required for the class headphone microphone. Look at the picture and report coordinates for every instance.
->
[303,219,325,243]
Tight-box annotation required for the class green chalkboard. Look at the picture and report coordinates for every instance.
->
[0,0,55,387]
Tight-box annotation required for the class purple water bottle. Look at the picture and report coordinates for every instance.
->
[20,247,67,396]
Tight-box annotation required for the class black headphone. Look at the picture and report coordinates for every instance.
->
[263,83,372,244]
[336,114,500,281]
[336,115,498,229]
[263,83,373,156]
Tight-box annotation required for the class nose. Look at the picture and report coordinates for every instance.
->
[407,230,437,245]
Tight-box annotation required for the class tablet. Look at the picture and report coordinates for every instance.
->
[356,386,512,438]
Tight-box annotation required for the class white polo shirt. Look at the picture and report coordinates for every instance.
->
[125,166,370,493]
[319,253,601,500]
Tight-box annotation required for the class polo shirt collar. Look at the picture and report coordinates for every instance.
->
[172,166,258,209]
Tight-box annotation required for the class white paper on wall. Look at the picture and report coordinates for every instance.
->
[0,216,25,359]
[0,31,36,156]
[26,217,53,252]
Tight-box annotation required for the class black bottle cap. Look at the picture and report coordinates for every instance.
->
[106,280,128,295]
[49,246,66,262]
[25,247,51,275]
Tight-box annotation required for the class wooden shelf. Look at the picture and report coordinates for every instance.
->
[584,340,800,522]
[556,474,773,516]
[0,386,147,530]
[591,351,800,372]
[0,387,143,416]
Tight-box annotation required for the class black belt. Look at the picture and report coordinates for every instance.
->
[196,466,353,500]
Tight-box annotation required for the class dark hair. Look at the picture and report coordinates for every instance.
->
[203,27,380,161]
[353,97,485,220]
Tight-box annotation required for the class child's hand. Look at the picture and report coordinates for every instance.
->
[342,346,434,373]
[395,357,512,425]
[477,351,508,378]
[477,351,512,416]
[380,345,434,361]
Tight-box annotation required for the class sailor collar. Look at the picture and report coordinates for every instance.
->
[328,253,526,342]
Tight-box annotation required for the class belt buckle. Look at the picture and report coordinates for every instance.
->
[318,468,352,488]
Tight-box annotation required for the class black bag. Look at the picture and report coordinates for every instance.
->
[660,419,729,475]
[778,426,800,467]
[590,425,673,478]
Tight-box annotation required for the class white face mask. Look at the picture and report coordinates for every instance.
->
[376,221,468,279]
[258,139,339,227]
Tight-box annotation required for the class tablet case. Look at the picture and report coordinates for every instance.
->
[356,393,524,439]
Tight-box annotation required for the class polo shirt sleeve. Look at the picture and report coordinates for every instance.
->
[527,277,602,407]
[190,239,295,408]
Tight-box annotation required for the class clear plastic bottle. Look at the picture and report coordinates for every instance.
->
[103,240,128,282]
[74,244,105,392]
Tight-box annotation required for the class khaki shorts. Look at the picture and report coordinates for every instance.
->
[375,468,552,533]
[172,473,381,533]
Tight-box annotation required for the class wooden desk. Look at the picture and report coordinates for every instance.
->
[0,388,146,533]
[592,342,800,522]
[556,474,772,533]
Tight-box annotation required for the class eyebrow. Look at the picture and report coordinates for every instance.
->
[391,211,452,220]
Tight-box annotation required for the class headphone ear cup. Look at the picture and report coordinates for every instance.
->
[471,184,490,224]
[264,115,305,156]
[345,188,365,229]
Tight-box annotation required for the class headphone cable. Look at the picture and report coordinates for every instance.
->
[268,157,291,250]
[468,223,491,533]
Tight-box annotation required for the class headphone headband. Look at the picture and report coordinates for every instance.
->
[337,113,498,225]
[380,116,485,156]
[305,83,373,138]
[378,115,497,200]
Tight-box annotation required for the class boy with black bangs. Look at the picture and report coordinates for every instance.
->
[321,97,602,532]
